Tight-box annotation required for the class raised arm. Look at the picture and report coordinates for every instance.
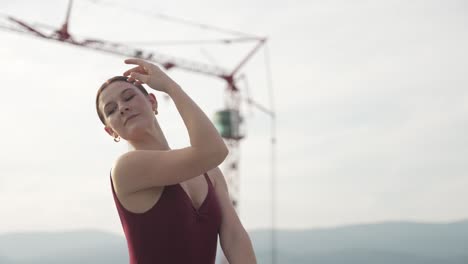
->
[112,58,228,194]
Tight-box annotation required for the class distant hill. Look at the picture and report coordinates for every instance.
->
[1,220,467,263]
[250,220,468,264]
[0,230,127,261]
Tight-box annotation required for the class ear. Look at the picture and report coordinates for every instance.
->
[104,126,115,137]
[148,93,158,114]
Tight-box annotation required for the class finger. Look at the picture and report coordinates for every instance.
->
[123,66,146,77]
[123,66,139,77]
[126,76,143,85]
[124,58,150,68]
[126,74,139,83]
[130,72,149,83]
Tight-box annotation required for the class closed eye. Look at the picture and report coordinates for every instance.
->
[105,93,135,116]
[106,107,116,116]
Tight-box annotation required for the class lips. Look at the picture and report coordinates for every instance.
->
[124,114,139,126]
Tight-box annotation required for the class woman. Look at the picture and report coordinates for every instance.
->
[95,58,257,264]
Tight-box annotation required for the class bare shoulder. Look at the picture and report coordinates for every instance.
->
[110,158,124,194]
[206,166,228,190]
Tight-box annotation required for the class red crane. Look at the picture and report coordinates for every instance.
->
[1,0,268,92]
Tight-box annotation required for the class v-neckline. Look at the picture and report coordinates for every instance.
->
[177,175,210,212]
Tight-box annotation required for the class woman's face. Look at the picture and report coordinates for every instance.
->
[98,81,156,141]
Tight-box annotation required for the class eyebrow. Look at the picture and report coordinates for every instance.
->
[103,88,134,110]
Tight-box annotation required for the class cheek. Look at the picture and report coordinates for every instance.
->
[107,115,122,127]
[134,98,151,111]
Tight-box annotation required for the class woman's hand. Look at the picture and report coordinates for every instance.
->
[123,58,179,94]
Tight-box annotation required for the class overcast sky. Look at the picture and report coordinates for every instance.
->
[1,0,467,235]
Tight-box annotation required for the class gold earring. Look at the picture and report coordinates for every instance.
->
[114,136,120,142]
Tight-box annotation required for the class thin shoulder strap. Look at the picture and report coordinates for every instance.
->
[109,168,117,194]
[203,172,214,187]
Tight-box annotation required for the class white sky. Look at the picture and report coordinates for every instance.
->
[1,0,467,235]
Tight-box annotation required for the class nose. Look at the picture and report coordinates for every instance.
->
[120,107,130,115]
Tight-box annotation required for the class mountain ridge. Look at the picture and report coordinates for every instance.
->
[1,219,467,264]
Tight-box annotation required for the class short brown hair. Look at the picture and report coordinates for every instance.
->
[95,76,149,125]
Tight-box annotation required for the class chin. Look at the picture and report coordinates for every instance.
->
[122,124,151,141]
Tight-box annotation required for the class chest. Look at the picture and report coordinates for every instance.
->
[179,176,209,210]
[117,174,212,214]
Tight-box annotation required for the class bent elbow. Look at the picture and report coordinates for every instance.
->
[212,139,229,160]
[209,145,229,167]
[212,146,229,166]
[220,144,229,159]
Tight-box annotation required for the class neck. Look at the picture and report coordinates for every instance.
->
[128,119,171,151]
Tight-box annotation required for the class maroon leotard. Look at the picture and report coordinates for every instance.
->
[110,171,222,264]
